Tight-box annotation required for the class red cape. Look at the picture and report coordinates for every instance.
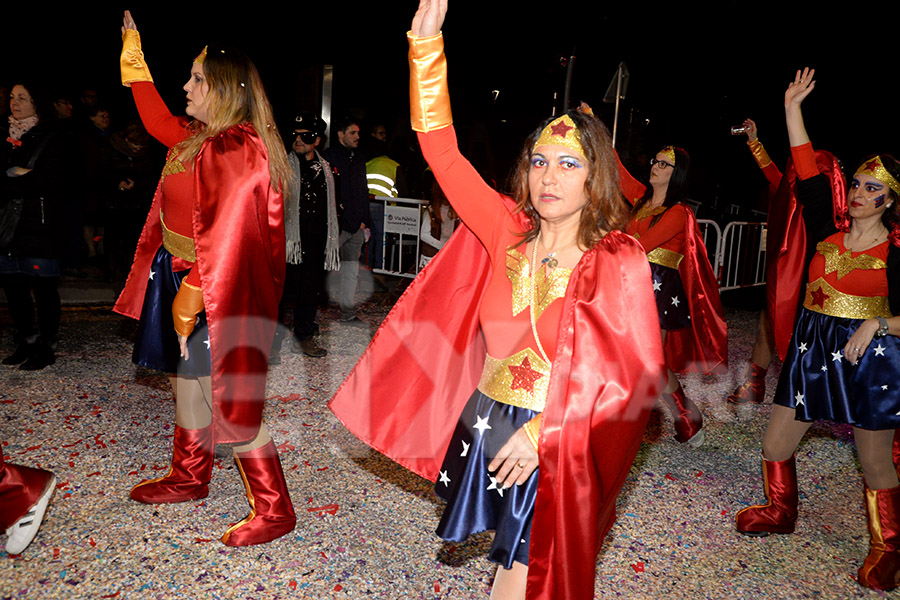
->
[115,123,285,444]
[664,207,729,374]
[329,219,665,600]
[766,151,846,360]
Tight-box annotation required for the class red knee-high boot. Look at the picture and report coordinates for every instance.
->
[221,441,296,547]
[660,388,704,447]
[736,454,798,536]
[130,425,213,504]
[858,485,900,590]
[727,362,767,405]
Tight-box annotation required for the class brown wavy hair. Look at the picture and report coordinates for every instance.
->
[509,110,628,250]
[175,43,292,194]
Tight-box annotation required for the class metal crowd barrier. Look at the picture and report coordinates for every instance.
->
[372,196,429,279]
[716,222,768,291]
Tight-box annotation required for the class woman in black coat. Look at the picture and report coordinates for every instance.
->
[1,82,71,370]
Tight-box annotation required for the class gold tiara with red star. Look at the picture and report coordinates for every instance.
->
[660,146,677,165]
[194,46,207,64]
[532,115,584,158]
[856,156,900,196]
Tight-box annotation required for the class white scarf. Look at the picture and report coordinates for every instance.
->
[285,151,340,270]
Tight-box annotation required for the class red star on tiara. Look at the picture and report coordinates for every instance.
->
[863,159,880,173]
[549,120,574,138]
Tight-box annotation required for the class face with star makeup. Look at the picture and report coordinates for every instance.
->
[528,144,589,225]
[848,173,894,220]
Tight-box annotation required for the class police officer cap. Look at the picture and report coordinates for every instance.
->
[293,113,326,135]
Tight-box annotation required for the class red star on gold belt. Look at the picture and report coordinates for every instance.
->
[810,286,830,309]
[508,356,544,394]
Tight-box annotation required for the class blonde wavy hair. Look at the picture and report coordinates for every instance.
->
[176,44,292,194]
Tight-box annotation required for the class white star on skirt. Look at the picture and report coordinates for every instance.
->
[473,415,492,435]
[487,475,505,497]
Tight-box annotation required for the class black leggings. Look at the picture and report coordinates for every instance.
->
[1,274,61,346]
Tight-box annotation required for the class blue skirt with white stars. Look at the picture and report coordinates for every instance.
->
[132,246,211,377]
[650,262,690,331]
[773,307,900,430]
[434,390,539,568]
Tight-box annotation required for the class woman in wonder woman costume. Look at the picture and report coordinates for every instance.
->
[330,1,666,598]
[736,68,900,591]
[617,146,728,447]
[114,11,295,546]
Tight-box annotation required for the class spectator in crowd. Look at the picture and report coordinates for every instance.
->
[79,105,113,266]
[1,81,72,370]
[322,117,371,327]
[104,120,159,285]
[365,122,407,271]
[271,113,340,362]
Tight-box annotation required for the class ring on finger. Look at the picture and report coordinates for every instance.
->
[515,462,525,469]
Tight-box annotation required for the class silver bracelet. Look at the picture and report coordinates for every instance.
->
[875,316,890,338]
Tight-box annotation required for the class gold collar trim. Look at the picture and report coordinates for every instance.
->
[507,248,572,321]
[817,241,887,280]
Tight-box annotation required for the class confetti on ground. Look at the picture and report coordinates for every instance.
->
[0,293,885,598]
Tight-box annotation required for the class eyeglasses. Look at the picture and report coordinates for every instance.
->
[294,131,318,144]
[650,158,674,170]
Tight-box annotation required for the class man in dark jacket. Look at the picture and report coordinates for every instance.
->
[322,117,371,326]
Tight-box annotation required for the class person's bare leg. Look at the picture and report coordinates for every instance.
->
[762,405,812,461]
[171,375,213,429]
[750,309,775,369]
[231,424,272,454]
[856,428,899,491]
[490,561,528,600]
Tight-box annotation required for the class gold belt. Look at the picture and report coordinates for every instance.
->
[160,211,196,262]
[803,277,891,320]
[477,348,550,412]
[647,247,684,269]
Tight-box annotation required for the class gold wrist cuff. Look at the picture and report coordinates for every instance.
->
[408,32,452,132]
[523,416,541,452]
[172,283,204,338]
[747,139,772,169]
[121,29,153,87]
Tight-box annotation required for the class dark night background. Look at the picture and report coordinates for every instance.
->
[4,2,899,217]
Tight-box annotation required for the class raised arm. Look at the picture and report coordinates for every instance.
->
[615,152,646,205]
[784,68,818,181]
[409,0,510,247]
[742,118,782,192]
[120,11,187,148]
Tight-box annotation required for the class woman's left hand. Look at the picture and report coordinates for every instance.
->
[844,319,879,364]
[488,427,539,488]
